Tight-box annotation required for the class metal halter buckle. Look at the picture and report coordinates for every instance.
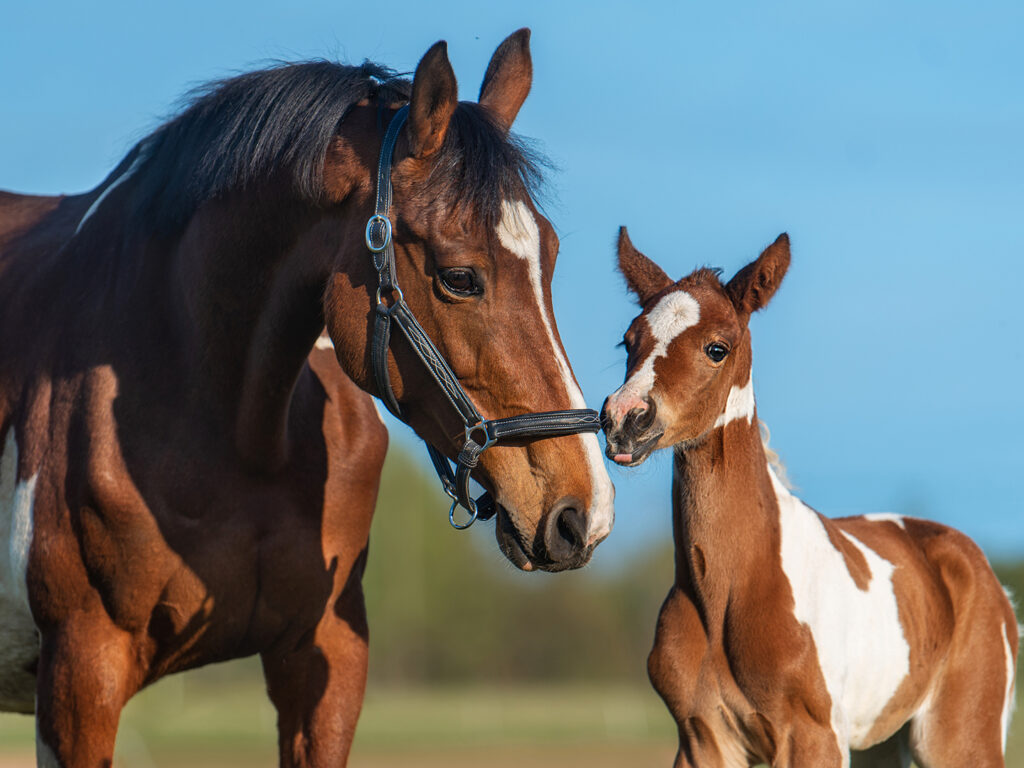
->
[365,214,392,253]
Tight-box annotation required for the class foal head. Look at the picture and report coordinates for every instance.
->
[603,229,790,465]
[319,32,614,571]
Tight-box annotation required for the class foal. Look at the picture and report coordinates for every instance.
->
[603,229,1018,768]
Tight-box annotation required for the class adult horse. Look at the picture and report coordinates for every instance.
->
[602,229,1017,767]
[0,29,614,767]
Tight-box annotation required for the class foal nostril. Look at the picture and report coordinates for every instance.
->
[623,398,656,435]
[543,497,587,563]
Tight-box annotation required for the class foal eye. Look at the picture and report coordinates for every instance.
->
[705,342,730,363]
[438,268,480,297]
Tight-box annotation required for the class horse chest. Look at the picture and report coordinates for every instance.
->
[0,426,41,712]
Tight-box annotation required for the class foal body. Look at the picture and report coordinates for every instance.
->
[604,231,1017,767]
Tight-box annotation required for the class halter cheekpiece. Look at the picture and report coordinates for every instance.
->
[366,105,601,529]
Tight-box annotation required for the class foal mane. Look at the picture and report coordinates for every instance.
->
[105,59,546,235]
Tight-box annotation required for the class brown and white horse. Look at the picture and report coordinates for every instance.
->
[0,30,613,767]
[603,229,1018,767]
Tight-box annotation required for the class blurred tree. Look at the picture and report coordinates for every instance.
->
[362,446,674,684]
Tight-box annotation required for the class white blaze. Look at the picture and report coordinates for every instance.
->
[496,200,614,541]
[613,289,700,405]
[771,467,911,757]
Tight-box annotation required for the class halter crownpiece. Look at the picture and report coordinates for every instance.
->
[366,105,602,529]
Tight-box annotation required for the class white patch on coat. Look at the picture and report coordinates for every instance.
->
[615,290,701,407]
[1002,620,1017,752]
[314,334,334,351]
[37,728,59,767]
[75,142,151,235]
[496,200,614,542]
[0,428,41,713]
[713,375,755,429]
[771,468,911,758]
[862,512,907,530]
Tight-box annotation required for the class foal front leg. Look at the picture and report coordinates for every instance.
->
[35,615,138,767]
[261,580,369,768]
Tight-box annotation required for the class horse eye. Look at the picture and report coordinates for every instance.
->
[705,342,729,363]
[438,268,480,297]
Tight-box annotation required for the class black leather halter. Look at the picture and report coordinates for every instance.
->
[366,105,601,529]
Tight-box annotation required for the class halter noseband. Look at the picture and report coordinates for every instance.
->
[366,105,601,529]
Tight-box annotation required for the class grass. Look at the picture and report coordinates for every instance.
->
[0,657,1019,766]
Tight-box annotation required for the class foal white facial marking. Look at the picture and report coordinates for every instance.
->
[608,290,701,421]
[1002,620,1016,751]
[496,200,614,542]
[75,141,152,235]
[770,468,911,756]
[0,427,42,712]
[713,375,755,429]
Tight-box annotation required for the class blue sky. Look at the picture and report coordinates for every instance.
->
[3,1,1022,563]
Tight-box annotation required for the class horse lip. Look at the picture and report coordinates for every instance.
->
[607,431,663,467]
[495,504,535,571]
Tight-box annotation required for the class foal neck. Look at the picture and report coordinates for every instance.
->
[671,400,781,596]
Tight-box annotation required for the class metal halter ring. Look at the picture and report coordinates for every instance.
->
[449,498,479,530]
[465,422,497,451]
[365,214,392,253]
[375,285,405,308]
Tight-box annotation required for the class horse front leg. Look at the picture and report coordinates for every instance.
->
[261,574,369,768]
[35,614,139,767]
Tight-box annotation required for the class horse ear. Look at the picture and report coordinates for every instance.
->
[726,233,790,314]
[617,227,673,305]
[408,40,458,158]
[478,28,532,131]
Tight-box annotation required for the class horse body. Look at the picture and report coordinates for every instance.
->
[604,230,1017,768]
[0,182,386,759]
[0,30,613,767]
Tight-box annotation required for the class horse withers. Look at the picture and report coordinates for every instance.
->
[602,229,1017,767]
[0,30,613,767]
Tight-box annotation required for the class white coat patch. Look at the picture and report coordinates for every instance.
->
[0,427,41,713]
[1002,620,1016,751]
[771,468,910,757]
[862,512,907,530]
[496,200,614,542]
[75,141,152,235]
[314,334,334,351]
[614,289,701,407]
[713,375,755,429]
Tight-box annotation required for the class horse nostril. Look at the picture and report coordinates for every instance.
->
[543,497,587,563]
[623,398,656,434]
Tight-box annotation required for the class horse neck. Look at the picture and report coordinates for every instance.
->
[670,404,783,615]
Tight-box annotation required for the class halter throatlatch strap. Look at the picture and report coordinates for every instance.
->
[366,105,601,529]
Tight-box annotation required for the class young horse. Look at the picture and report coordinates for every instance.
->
[603,229,1018,768]
[0,30,614,767]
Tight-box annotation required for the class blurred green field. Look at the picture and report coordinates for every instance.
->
[0,663,1019,767]
[0,666,679,767]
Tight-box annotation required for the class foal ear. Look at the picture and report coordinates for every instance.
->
[479,28,533,132]
[726,233,791,314]
[408,40,458,158]
[617,227,673,305]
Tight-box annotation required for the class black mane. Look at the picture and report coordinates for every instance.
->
[115,60,545,233]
